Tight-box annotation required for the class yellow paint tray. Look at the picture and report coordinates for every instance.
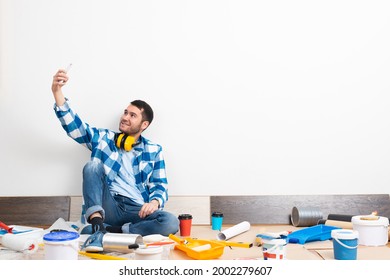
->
[169,234,225,260]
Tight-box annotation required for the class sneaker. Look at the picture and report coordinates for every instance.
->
[80,223,109,235]
[81,230,105,252]
[80,224,93,235]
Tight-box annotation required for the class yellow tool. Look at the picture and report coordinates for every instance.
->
[79,251,129,260]
[169,234,252,260]
[215,240,253,248]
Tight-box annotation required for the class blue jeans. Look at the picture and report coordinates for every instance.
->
[82,160,179,236]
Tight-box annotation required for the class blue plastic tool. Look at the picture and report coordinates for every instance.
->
[287,225,341,244]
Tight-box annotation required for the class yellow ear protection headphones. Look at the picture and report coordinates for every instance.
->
[114,133,135,152]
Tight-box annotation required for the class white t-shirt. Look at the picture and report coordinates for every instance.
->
[110,149,145,205]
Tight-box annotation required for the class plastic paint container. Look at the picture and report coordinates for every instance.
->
[262,238,287,260]
[134,246,164,260]
[43,231,80,260]
[331,229,359,260]
[351,215,389,246]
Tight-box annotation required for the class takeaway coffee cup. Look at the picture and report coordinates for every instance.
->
[211,212,224,231]
[178,214,193,236]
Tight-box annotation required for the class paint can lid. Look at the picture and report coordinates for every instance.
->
[352,215,389,226]
[178,214,193,220]
[43,230,79,242]
[135,246,163,255]
[331,229,359,240]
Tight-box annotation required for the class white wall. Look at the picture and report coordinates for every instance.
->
[1,0,390,196]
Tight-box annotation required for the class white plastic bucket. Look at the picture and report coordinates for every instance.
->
[43,231,80,260]
[134,246,164,260]
[262,238,286,260]
[331,229,359,260]
[351,215,389,246]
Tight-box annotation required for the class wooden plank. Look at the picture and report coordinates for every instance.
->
[210,194,390,225]
[0,196,70,227]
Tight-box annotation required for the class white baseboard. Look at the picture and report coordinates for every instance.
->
[164,196,210,225]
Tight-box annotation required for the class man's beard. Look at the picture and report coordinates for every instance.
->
[120,122,143,136]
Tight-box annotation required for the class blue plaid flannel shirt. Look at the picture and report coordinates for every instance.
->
[53,99,168,208]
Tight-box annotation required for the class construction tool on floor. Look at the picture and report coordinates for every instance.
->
[79,251,129,260]
[255,230,291,246]
[0,221,13,234]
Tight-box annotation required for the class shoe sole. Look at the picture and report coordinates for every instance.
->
[84,246,104,252]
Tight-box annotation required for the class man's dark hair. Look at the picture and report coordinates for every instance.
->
[131,100,154,125]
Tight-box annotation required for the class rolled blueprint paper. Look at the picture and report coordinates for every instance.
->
[217,221,250,241]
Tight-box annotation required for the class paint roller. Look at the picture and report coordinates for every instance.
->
[1,233,39,254]
[317,219,353,229]
[317,213,354,229]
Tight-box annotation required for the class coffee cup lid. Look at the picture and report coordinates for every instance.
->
[212,212,223,217]
[178,214,192,220]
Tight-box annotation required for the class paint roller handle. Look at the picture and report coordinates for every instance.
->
[128,244,140,249]
[0,221,13,233]
[168,234,183,244]
[327,214,353,222]
[146,241,175,246]
[79,251,128,260]
[216,240,253,248]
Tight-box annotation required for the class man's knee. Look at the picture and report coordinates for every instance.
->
[159,212,179,236]
[83,160,104,176]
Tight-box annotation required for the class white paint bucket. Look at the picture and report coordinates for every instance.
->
[134,246,163,260]
[262,238,287,260]
[43,231,80,260]
[352,215,389,246]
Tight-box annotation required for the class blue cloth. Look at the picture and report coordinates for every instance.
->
[54,98,169,208]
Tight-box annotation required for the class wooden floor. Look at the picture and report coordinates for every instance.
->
[1,224,390,260]
[1,194,389,260]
